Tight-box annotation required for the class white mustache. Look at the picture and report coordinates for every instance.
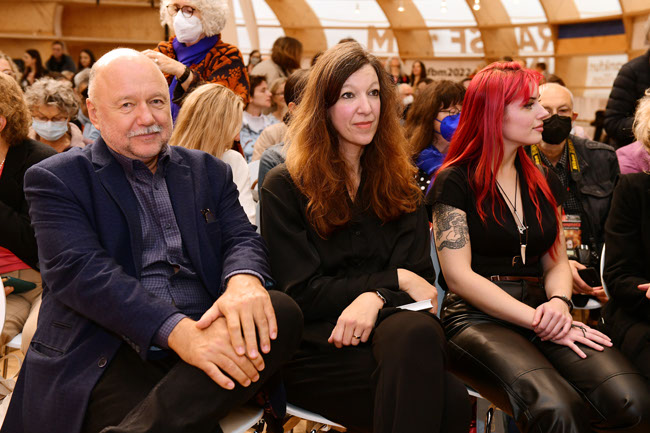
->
[127,125,163,138]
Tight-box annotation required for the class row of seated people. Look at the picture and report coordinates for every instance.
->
[1,40,650,433]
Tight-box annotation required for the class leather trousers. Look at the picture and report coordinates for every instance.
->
[442,281,650,433]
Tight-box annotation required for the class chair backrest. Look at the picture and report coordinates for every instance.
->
[429,229,445,316]
[600,243,610,298]
[248,160,261,188]
[0,278,6,337]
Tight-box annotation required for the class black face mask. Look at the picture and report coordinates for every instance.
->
[542,114,572,145]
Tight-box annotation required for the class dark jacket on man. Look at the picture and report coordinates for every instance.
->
[526,134,619,262]
[604,49,650,148]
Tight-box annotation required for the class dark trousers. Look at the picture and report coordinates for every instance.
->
[618,320,650,382]
[449,321,650,433]
[283,309,471,433]
[81,291,303,433]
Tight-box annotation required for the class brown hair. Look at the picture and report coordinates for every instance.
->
[271,37,303,75]
[405,80,465,156]
[0,73,31,146]
[169,83,244,158]
[286,42,421,238]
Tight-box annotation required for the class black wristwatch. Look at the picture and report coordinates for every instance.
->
[178,66,192,84]
[549,295,574,313]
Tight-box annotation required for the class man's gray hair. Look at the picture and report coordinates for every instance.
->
[74,68,91,88]
[24,77,80,119]
[159,0,228,38]
[539,82,575,108]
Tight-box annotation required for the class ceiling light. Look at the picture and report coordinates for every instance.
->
[355,3,360,14]
[398,1,405,12]
[473,0,481,11]
[441,0,447,14]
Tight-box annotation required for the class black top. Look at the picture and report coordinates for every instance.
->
[0,138,57,269]
[602,173,650,344]
[45,54,76,74]
[260,165,434,323]
[429,156,565,285]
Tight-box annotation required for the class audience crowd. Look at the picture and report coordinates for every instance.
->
[0,7,650,433]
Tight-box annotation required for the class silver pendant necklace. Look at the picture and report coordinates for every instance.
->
[496,172,528,265]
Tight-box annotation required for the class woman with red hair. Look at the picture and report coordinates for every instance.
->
[260,42,470,433]
[430,62,650,432]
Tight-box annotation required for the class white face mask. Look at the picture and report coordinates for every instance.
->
[32,119,68,142]
[173,13,203,44]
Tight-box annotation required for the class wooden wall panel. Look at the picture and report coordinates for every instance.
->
[375,0,433,58]
[265,0,327,57]
[62,5,163,42]
[555,34,628,56]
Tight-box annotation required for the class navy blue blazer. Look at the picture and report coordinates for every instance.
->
[2,139,271,433]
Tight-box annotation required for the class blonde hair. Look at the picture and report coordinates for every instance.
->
[169,83,243,158]
[160,0,228,38]
[269,77,287,112]
[24,77,79,119]
[0,51,20,80]
[0,73,30,146]
[634,90,650,151]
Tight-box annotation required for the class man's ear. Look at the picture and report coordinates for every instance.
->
[87,99,101,130]
[571,111,578,121]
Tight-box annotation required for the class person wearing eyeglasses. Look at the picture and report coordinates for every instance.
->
[405,80,465,202]
[143,0,249,121]
[24,77,85,153]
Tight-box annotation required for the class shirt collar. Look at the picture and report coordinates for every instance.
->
[538,144,569,172]
[107,144,172,177]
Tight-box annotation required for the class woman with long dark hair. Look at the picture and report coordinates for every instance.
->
[21,49,45,88]
[430,62,650,432]
[409,60,427,88]
[260,42,470,433]
[77,49,96,72]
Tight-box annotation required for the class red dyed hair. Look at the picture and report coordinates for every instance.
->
[439,62,558,235]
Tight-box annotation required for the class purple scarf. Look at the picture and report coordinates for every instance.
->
[170,35,220,120]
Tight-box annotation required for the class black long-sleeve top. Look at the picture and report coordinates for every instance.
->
[0,138,56,270]
[260,165,434,323]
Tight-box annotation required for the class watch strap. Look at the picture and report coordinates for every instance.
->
[549,295,574,313]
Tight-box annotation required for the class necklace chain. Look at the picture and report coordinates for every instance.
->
[496,172,526,233]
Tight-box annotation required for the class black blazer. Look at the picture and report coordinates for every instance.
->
[602,172,650,344]
[0,138,56,270]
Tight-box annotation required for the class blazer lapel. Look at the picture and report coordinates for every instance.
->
[166,150,205,281]
[91,139,143,276]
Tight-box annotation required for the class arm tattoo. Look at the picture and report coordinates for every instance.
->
[432,203,469,251]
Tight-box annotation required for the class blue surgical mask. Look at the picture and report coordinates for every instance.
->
[32,119,68,142]
[435,112,460,142]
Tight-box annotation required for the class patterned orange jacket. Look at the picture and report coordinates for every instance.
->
[156,35,250,104]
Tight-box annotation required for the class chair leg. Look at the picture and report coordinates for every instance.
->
[2,347,7,379]
[485,405,495,433]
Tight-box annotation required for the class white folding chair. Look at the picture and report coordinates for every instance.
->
[284,403,346,433]
[0,279,22,379]
[219,405,264,433]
